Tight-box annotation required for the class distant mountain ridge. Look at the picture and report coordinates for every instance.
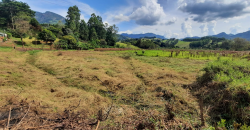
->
[184,31,250,41]
[35,11,66,24]
[121,33,166,39]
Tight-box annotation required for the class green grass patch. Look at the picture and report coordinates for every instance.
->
[123,50,236,61]
[0,46,13,52]
[27,50,42,55]
[116,42,140,49]
[175,41,191,48]
[199,59,250,89]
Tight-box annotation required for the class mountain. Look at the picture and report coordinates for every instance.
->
[212,32,231,39]
[117,34,131,41]
[121,33,166,39]
[183,31,250,41]
[35,11,66,24]
[212,31,250,41]
[231,31,250,41]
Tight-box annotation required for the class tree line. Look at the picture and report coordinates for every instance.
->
[188,37,250,51]
[0,0,118,49]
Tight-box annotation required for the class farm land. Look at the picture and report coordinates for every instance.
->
[1,0,250,128]
[1,41,250,129]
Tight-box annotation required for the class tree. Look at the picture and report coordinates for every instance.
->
[87,13,106,40]
[13,12,31,48]
[232,38,250,51]
[30,18,40,28]
[0,0,35,29]
[89,28,98,41]
[62,28,73,36]
[221,40,233,50]
[38,29,56,50]
[29,18,41,46]
[65,5,80,34]
[106,24,119,46]
[79,20,89,41]
[61,35,77,49]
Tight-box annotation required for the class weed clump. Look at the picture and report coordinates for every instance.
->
[192,60,250,127]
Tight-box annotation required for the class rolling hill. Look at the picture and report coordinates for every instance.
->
[183,31,250,41]
[121,33,166,39]
[35,11,66,24]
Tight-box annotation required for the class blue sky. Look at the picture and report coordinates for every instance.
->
[19,0,250,38]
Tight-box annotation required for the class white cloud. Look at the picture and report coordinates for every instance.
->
[208,21,217,35]
[164,30,180,39]
[161,17,177,26]
[172,33,180,38]
[230,24,241,34]
[119,30,133,34]
[181,22,193,37]
[111,0,166,25]
[113,14,130,23]
[199,23,208,35]
[165,30,172,39]
[224,20,229,23]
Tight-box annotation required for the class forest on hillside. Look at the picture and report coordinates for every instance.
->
[0,0,118,50]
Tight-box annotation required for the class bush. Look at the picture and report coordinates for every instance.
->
[29,36,32,39]
[195,60,250,126]
[62,35,77,49]
[88,40,100,49]
[6,33,12,39]
[38,29,56,44]
[3,37,7,42]
[76,42,89,50]
[54,40,68,49]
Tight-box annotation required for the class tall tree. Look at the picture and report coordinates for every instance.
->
[87,13,106,40]
[0,0,35,29]
[13,12,31,48]
[96,16,106,39]
[89,28,98,41]
[106,24,119,46]
[79,20,89,41]
[65,5,80,34]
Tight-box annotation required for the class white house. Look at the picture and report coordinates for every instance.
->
[0,32,7,37]
[0,32,7,38]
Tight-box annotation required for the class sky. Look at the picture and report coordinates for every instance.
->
[19,0,250,39]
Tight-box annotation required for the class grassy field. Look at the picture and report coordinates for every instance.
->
[125,50,246,61]
[0,48,250,129]
[116,42,140,49]
[175,41,190,48]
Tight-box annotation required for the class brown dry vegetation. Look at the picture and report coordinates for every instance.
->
[0,49,212,129]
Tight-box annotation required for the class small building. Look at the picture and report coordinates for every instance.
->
[0,32,7,38]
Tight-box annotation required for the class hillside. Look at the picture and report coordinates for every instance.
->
[121,33,166,39]
[35,11,66,24]
[183,31,250,41]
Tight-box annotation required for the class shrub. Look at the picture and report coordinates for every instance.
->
[195,60,250,126]
[29,36,32,39]
[54,40,68,49]
[3,37,7,42]
[76,42,89,50]
[38,29,56,43]
[6,33,12,39]
[62,35,77,49]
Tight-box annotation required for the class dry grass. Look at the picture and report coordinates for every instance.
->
[0,50,206,129]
